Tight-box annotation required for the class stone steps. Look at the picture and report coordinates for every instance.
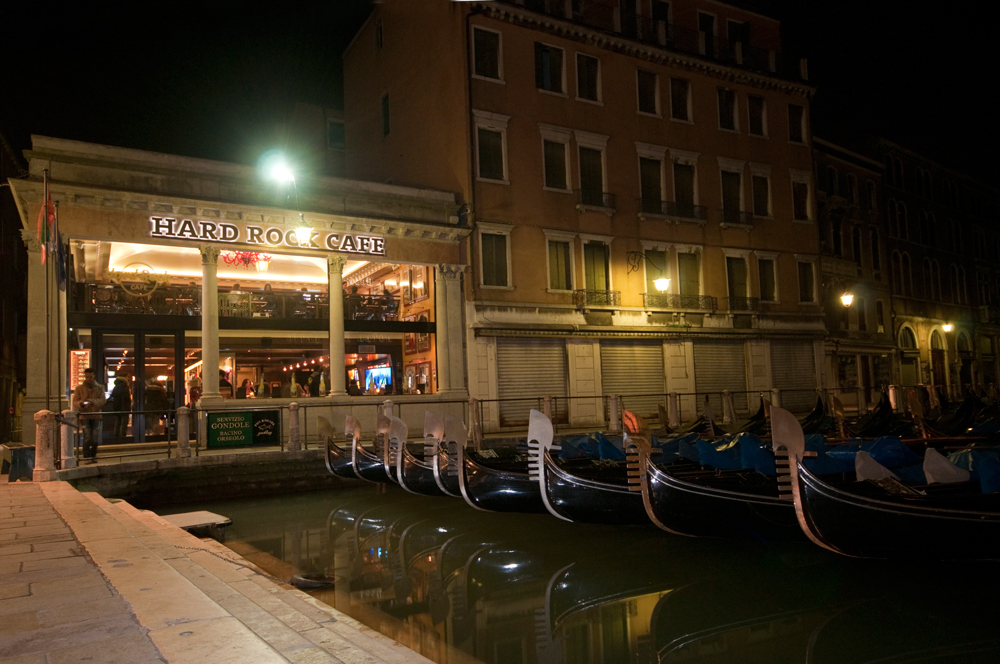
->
[40,482,434,664]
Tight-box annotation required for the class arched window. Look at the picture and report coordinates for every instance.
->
[852,227,863,265]
[923,257,933,299]
[891,251,902,295]
[924,211,936,245]
[901,253,912,296]
[958,332,972,354]
[846,174,857,205]
[897,201,908,240]
[900,327,917,349]
[870,230,881,271]
[931,260,941,302]
[930,330,944,350]
[887,198,898,237]
[957,265,968,304]
[865,180,877,209]
[980,336,994,356]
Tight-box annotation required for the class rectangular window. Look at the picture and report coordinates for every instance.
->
[381,93,390,137]
[717,88,736,130]
[473,28,501,80]
[721,171,742,214]
[698,12,716,56]
[577,53,600,101]
[875,300,885,332]
[477,127,505,181]
[748,95,765,136]
[792,182,810,221]
[645,248,668,294]
[673,162,695,214]
[481,233,509,287]
[797,261,815,302]
[727,256,747,298]
[637,70,658,114]
[758,258,776,301]
[857,297,867,332]
[548,240,572,290]
[535,43,564,93]
[583,242,609,291]
[752,175,770,216]
[639,157,662,213]
[670,78,690,121]
[543,139,568,190]
[678,252,700,296]
[579,147,605,206]
[788,104,805,143]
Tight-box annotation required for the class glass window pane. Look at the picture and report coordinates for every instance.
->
[548,240,572,290]
[637,70,657,113]
[474,28,500,79]
[748,95,764,135]
[481,233,508,286]
[752,175,769,216]
[645,249,667,294]
[579,147,604,201]
[543,140,567,189]
[577,54,599,101]
[718,88,735,130]
[758,258,775,301]
[670,78,689,120]
[478,128,504,180]
[678,253,699,296]
[639,158,662,210]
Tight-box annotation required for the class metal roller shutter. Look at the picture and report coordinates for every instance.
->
[496,338,568,428]
[601,341,665,422]
[694,341,748,416]
[771,341,816,412]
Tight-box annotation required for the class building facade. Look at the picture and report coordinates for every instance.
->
[344,0,822,428]
[10,136,468,444]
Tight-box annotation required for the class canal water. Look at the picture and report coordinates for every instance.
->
[165,485,1000,663]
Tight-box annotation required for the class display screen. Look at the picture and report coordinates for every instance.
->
[365,366,392,391]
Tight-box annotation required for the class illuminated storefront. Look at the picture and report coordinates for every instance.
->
[12,136,469,443]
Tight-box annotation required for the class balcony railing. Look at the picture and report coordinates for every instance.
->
[643,293,718,311]
[720,208,753,226]
[659,200,708,222]
[724,296,760,312]
[577,189,616,210]
[574,289,621,308]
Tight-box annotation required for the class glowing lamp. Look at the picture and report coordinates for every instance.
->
[654,277,670,292]
[271,163,294,183]
[943,323,953,332]
[840,293,854,307]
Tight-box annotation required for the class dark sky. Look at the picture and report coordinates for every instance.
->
[3,1,993,180]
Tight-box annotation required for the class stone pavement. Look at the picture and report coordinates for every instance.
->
[0,481,435,664]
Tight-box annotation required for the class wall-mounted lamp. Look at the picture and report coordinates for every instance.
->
[654,277,671,292]
[943,323,953,332]
[840,293,854,307]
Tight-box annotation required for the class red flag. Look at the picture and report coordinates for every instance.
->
[36,180,55,264]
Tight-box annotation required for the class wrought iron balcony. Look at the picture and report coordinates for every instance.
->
[721,208,753,226]
[656,200,708,222]
[724,296,760,312]
[577,189,616,210]
[643,293,718,311]
[574,289,621,308]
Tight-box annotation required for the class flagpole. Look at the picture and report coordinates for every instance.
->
[56,200,64,415]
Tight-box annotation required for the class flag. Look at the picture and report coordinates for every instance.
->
[56,230,67,291]
[36,178,55,264]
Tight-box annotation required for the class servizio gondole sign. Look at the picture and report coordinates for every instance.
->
[149,216,386,255]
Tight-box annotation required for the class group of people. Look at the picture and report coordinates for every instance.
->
[344,286,399,321]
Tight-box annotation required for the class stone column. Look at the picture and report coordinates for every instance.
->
[60,410,77,470]
[199,246,221,400]
[20,229,60,446]
[434,264,467,395]
[176,406,191,458]
[327,255,348,396]
[33,410,57,482]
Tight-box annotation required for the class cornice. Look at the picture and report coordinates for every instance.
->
[10,180,471,244]
[477,3,815,99]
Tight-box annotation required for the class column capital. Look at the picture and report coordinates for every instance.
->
[200,245,221,264]
[328,254,348,274]
[437,263,466,281]
[20,228,42,253]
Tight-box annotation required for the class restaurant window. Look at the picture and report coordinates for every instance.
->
[535,42,564,93]
[748,95,766,136]
[670,77,690,121]
[577,53,600,102]
[637,69,659,115]
[473,27,502,80]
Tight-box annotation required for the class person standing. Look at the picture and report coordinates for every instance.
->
[109,372,132,438]
[72,367,106,462]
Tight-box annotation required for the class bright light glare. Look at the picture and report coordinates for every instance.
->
[271,163,295,183]
[840,293,854,307]
[654,277,670,292]
[943,323,953,332]
[295,224,312,245]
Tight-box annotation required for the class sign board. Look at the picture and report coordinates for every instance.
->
[150,217,385,256]
[207,409,282,449]
[69,350,91,388]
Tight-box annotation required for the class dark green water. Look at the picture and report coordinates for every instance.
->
[165,485,1000,664]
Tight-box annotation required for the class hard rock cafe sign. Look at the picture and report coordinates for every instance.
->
[108,263,170,298]
[149,216,386,256]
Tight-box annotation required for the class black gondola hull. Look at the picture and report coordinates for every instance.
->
[353,443,391,483]
[325,441,358,479]
[400,448,447,496]
[794,460,1000,559]
[543,453,649,525]
[459,452,546,513]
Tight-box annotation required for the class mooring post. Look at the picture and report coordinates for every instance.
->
[607,394,621,433]
[542,395,553,420]
[770,388,781,409]
[887,384,898,411]
[722,390,736,425]
[382,399,394,419]
[668,392,681,428]
[60,410,76,470]
[176,406,191,458]
[288,402,301,451]
[33,410,57,481]
[468,396,483,448]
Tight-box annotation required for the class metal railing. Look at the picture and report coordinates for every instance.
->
[642,293,718,311]
[661,201,709,221]
[574,289,621,308]
[721,208,753,226]
[577,189,616,210]
[724,296,761,312]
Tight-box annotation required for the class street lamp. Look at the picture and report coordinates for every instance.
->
[943,323,953,332]
[654,277,671,292]
[264,154,312,245]
[840,293,854,307]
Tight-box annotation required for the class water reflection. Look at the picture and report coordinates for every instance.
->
[167,485,1000,664]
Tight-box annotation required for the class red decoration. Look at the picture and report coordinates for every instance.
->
[222,251,271,271]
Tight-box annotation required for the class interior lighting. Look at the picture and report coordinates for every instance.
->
[840,293,854,307]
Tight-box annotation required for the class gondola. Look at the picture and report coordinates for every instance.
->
[457,432,546,514]
[528,409,650,524]
[392,414,447,496]
[431,414,463,497]
[773,405,1000,559]
[321,415,358,479]
[352,414,392,483]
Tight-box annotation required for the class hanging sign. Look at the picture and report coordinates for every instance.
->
[149,217,385,256]
[207,409,282,448]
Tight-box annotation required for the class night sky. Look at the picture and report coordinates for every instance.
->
[3,1,993,181]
